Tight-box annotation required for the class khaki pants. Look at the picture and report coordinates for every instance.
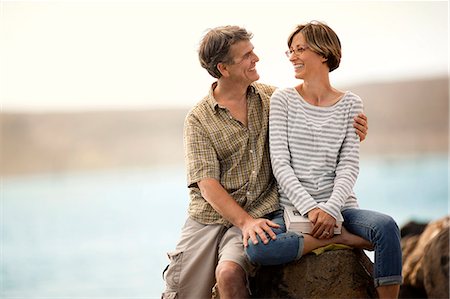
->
[162,217,253,299]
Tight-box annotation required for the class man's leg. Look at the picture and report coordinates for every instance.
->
[215,225,255,299]
[215,261,248,299]
[162,218,226,299]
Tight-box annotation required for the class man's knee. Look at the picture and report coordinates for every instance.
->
[215,261,246,286]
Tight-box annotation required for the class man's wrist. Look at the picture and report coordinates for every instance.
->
[235,213,254,230]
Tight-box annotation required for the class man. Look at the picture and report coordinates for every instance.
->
[162,25,368,299]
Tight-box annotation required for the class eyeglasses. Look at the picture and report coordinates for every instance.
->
[285,45,309,58]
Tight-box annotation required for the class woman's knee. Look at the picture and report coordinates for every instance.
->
[245,236,265,264]
[245,231,279,264]
[245,232,302,265]
[376,214,400,234]
[369,214,401,247]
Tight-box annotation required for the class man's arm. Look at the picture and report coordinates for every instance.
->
[354,113,368,141]
[198,178,279,247]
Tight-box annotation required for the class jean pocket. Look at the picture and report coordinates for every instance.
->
[165,250,184,288]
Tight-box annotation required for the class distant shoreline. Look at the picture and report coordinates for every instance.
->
[1,77,448,176]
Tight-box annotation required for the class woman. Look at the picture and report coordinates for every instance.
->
[245,21,402,298]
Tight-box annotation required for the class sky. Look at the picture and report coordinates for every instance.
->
[1,0,448,112]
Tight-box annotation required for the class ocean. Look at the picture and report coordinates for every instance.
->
[1,154,448,298]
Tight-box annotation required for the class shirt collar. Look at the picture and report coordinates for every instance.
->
[206,82,259,114]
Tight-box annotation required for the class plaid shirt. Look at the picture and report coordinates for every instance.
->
[184,82,280,226]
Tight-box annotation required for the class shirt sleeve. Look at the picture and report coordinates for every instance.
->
[269,89,318,215]
[318,95,363,220]
[184,113,220,188]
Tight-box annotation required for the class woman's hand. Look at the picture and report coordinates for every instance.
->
[353,113,368,141]
[308,208,337,239]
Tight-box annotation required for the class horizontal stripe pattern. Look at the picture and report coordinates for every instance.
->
[269,87,363,221]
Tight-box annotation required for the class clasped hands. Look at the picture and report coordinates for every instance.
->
[308,207,337,239]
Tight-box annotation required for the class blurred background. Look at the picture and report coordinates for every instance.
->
[1,0,448,298]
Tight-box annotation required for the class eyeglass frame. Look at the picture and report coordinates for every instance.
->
[284,45,310,58]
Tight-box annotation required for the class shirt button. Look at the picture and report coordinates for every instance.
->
[246,191,250,196]
[249,150,254,154]
[252,170,256,174]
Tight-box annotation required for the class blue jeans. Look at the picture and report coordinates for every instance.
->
[342,208,403,287]
[245,208,403,287]
[245,210,304,266]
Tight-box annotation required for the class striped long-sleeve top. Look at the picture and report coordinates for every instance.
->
[269,87,363,221]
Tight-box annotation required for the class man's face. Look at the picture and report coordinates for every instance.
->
[225,40,260,85]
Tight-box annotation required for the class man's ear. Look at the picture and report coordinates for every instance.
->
[217,62,229,77]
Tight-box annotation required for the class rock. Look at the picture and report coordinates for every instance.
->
[401,235,420,265]
[398,284,428,299]
[402,216,450,286]
[250,249,377,299]
[400,220,428,238]
[422,226,449,298]
[400,216,450,298]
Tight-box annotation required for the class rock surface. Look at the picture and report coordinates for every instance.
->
[250,249,376,299]
[400,221,428,238]
[400,216,450,298]
[245,216,450,299]
[422,227,449,298]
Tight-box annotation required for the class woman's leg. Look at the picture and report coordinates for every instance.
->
[342,208,402,299]
[302,227,372,253]
[245,210,374,266]
[245,210,303,265]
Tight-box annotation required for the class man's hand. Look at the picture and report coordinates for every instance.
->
[353,113,368,141]
[198,178,280,247]
[308,208,336,239]
[242,218,280,247]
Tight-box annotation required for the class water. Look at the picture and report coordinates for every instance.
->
[1,155,448,298]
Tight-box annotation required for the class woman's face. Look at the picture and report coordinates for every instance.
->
[288,33,326,80]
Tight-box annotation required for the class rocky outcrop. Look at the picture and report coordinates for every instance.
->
[250,249,376,299]
[401,221,428,238]
[246,216,449,299]
[400,216,450,298]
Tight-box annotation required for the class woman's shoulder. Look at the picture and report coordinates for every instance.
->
[271,87,298,101]
[341,91,364,113]
[270,88,300,111]
[343,91,363,104]
[274,86,296,94]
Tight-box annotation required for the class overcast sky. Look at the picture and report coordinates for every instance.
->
[1,0,448,111]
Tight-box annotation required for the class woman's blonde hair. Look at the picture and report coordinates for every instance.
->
[287,21,342,72]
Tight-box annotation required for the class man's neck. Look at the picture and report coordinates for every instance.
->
[213,79,250,126]
[214,79,249,105]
